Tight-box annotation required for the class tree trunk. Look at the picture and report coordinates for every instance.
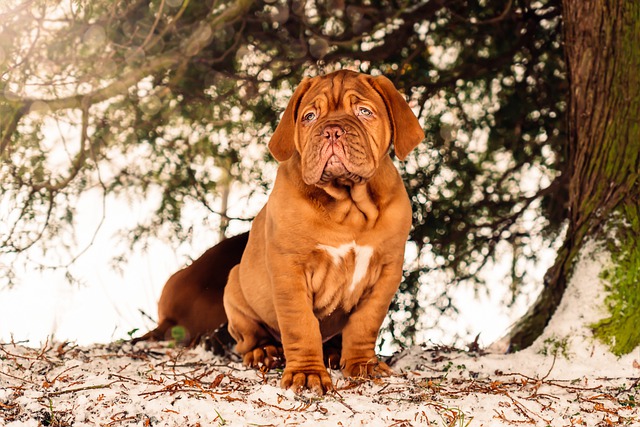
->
[508,1,640,350]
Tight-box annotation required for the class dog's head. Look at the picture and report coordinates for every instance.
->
[268,70,424,186]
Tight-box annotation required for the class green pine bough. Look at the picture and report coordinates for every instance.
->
[592,204,640,356]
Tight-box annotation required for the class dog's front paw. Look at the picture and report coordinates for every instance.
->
[342,358,394,379]
[281,367,334,395]
[242,345,285,371]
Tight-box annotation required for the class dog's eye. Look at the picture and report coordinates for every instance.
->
[303,112,316,121]
[359,107,373,116]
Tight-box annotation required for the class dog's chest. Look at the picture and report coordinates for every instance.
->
[318,241,374,292]
[309,240,381,318]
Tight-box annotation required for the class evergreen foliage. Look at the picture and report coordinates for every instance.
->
[0,0,567,344]
[592,204,640,356]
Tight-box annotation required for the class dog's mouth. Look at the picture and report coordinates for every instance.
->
[301,121,377,186]
[318,154,366,185]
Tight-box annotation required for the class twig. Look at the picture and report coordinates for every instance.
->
[43,381,120,397]
[541,353,557,381]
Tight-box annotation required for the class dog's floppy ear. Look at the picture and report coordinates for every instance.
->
[268,78,313,162]
[369,75,424,160]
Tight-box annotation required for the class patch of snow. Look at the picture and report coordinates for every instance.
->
[528,240,614,352]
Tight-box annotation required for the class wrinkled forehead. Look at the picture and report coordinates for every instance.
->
[300,72,385,110]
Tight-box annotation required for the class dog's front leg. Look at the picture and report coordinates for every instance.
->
[340,262,403,379]
[271,269,334,394]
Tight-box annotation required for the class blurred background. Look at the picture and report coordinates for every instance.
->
[0,0,568,350]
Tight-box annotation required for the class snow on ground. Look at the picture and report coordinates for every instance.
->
[1,241,639,427]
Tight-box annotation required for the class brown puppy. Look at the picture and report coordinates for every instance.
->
[133,232,248,346]
[223,70,424,394]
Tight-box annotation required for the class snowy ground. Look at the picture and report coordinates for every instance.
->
[1,339,638,427]
[2,242,639,427]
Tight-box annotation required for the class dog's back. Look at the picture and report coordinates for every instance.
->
[133,232,249,345]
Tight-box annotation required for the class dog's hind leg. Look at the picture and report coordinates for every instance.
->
[223,265,279,367]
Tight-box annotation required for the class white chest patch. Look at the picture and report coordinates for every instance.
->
[317,241,374,292]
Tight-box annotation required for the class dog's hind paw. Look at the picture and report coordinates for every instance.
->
[242,345,285,371]
[342,358,394,379]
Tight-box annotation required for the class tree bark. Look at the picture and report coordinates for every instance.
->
[508,1,640,350]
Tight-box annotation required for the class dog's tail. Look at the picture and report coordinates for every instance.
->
[130,318,176,344]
